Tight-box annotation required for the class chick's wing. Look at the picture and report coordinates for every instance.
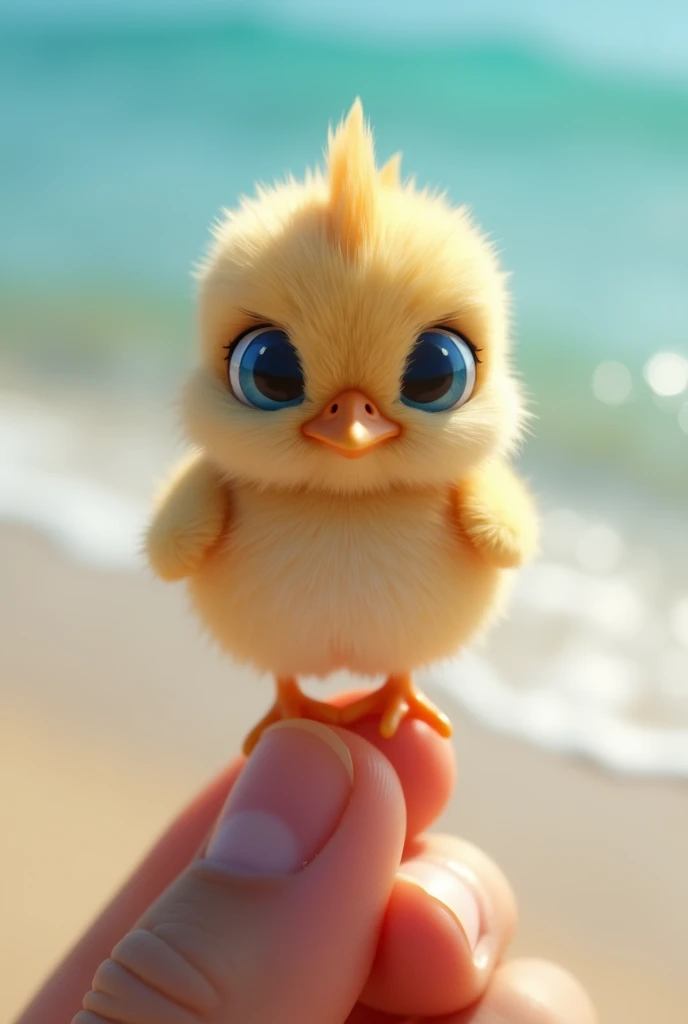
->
[454,459,538,569]
[145,451,231,581]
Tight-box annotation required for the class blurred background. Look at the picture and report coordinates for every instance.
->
[1,1,687,1021]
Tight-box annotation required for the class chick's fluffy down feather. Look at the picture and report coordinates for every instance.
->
[145,100,538,682]
[145,452,230,582]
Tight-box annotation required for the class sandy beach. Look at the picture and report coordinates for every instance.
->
[2,521,686,1023]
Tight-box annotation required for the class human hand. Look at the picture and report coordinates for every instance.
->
[17,704,596,1023]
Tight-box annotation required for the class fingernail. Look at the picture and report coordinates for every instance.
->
[206,720,353,875]
[399,859,482,950]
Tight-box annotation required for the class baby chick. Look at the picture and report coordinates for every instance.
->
[146,100,538,754]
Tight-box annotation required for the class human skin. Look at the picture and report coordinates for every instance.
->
[16,695,596,1024]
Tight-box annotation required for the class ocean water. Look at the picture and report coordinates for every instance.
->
[2,12,688,488]
[1,8,687,775]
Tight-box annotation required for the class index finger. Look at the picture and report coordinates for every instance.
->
[17,699,455,1024]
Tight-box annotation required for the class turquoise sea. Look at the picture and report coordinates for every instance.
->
[1,8,688,493]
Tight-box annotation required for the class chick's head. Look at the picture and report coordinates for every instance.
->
[183,100,526,494]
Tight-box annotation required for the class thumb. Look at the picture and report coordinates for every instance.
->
[75,720,406,1024]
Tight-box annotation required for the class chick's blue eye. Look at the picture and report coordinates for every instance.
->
[400,329,477,412]
[228,327,305,410]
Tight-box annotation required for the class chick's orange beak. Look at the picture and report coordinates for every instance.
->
[302,389,401,458]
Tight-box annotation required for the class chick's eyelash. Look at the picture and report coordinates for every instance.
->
[222,322,274,362]
[430,324,483,364]
[222,320,482,365]
[461,338,482,364]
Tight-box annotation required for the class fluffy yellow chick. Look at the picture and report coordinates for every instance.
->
[146,100,538,754]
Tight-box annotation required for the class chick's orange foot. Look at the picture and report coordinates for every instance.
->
[242,674,452,755]
[242,677,342,755]
[339,674,453,739]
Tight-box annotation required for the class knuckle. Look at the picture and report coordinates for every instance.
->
[115,927,221,1015]
[75,927,220,1024]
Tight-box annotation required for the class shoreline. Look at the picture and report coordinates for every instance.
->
[1,379,688,778]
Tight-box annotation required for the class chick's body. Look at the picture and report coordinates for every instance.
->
[146,100,538,750]
[189,482,503,679]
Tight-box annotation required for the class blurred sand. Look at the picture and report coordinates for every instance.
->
[1,523,687,1023]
